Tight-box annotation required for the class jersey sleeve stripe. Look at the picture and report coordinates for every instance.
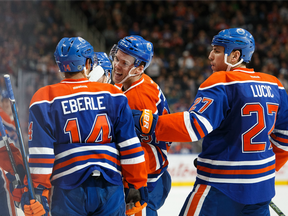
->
[120,146,143,156]
[121,155,145,165]
[29,147,54,155]
[270,133,288,144]
[29,158,54,164]
[30,167,53,175]
[184,111,198,141]
[148,144,161,171]
[193,112,213,133]
[270,138,288,151]
[273,129,288,136]
[118,137,140,148]
[193,118,205,138]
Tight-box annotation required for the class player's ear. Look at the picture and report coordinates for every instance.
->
[85,59,92,71]
[231,50,241,63]
[135,65,144,75]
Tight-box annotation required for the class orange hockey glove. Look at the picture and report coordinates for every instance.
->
[21,185,50,216]
[24,199,46,216]
[132,109,158,136]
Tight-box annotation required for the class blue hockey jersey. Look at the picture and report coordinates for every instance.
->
[28,78,147,190]
[155,68,288,204]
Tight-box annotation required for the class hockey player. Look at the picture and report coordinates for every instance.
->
[0,109,44,216]
[110,35,171,216]
[0,110,21,216]
[21,37,148,216]
[88,52,112,83]
[132,28,288,215]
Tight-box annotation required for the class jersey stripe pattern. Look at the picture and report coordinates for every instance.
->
[115,74,171,191]
[28,78,147,190]
[156,68,288,204]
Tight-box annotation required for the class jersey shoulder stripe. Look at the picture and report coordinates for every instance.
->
[200,68,282,90]
[30,78,125,107]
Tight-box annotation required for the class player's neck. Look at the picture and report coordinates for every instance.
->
[122,75,142,91]
[64,71,86,79]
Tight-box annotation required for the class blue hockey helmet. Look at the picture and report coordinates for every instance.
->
[211,28,255,63]
[111,35,154,71]
[95,52,112,76]
[54,37,94,72]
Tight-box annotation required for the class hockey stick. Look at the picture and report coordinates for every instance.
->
[269,201,286,216]
[0,116,22,186]
[4,74,36,200]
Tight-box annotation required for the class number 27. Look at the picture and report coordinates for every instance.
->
[241,102,278,153]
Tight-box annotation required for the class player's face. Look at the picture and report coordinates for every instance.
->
[112,50,135,84]
[208,45,228,72]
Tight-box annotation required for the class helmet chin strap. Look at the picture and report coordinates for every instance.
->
[83,66,89,78]
[224,54,244,71]
[118,67,139,84]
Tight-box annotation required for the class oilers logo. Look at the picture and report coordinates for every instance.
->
[236,28,245,35]
[147,43,152,51]
[78,37,85,43]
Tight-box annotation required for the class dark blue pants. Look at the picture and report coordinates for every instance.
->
[51,175,125,216]
[180,184,270,216]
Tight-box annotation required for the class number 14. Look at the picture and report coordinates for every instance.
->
[64,114,112,143]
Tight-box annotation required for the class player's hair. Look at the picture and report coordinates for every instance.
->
[54,37,94,73]
[212,28,255,63]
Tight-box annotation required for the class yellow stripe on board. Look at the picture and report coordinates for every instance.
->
[172,181,288,186]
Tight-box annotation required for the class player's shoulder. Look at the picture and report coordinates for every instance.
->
[201,68,283,89]
[135,74,160,94]
[29,84,53,106]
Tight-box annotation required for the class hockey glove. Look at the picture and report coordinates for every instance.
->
[125,187,149,215]
[21,185,50,216]
[24,199,46,216]
[132,109,158,136]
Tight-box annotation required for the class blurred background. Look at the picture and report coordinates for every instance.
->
[1,0,288,155]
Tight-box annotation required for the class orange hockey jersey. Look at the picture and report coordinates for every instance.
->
[115,74,171,190]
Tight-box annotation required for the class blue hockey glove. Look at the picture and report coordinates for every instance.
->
[21,185,50,216]
[132,109,158,136]
[125,186,149,215]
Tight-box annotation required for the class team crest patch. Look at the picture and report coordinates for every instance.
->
[78,37,85,43]
[237,28,245,35]
[147,43,152,51]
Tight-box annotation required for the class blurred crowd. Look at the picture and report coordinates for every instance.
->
[1,0,288,154]
[73,0,288,114]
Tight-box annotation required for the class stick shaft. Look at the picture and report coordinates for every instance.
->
[270,201,286,216]
[4,74,35,200]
